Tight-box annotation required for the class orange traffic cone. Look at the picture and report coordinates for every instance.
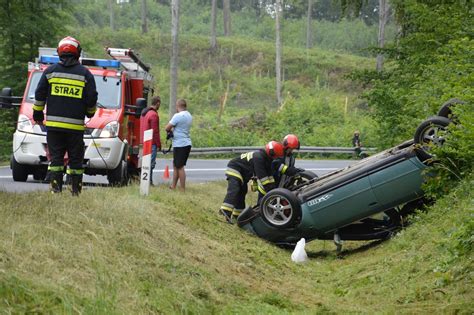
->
[163,165,170,180]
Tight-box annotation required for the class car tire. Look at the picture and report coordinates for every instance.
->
[11,155,29,182]
[260,188,302,228]
[437,98,464,119]
[414,116,451,158]
[32,166,48,181]
[107,160,129,186]
[284,170,318,190]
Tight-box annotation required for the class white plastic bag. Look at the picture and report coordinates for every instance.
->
[291,238,308,263]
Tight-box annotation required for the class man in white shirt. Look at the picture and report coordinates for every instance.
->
[165,99,193,191]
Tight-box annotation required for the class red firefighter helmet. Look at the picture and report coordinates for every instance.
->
[283,134,300,151]
[265,141,285,159]
[57,36,82,57]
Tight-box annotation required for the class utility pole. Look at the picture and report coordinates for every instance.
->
[169,0,180,117]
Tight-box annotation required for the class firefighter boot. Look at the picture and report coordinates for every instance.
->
[219,209,234,224]
[71,174,83,196]
[50,171,63,193]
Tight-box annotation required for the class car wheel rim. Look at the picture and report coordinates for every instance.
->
[420,125,446,150]
[263,195,293,226]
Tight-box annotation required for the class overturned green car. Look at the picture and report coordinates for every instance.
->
[237,101,458,249]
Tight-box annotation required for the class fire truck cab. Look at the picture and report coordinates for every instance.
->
[4,48,153,186]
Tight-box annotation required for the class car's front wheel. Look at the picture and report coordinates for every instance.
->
[11,155,29,182]
[107,160,129,186]
[260,188,302,228]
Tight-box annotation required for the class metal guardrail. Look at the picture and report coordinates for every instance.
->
[189,146,377,155]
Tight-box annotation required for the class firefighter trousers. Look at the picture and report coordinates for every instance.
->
[220,175,248,217]
[47,130,85,173]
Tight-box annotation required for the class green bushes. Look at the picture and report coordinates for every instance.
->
[424,103,474,198]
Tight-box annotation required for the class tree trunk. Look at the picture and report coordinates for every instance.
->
[223,0,231,36]
[210,0,217,50]
[141,0,148,34]
[109,0,115,31]
[376,0,389,72]
[306,0,313,49]
[275,0,282,106]
[169,0,180,118]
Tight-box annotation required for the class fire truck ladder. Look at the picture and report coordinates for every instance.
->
[106,48,151,73]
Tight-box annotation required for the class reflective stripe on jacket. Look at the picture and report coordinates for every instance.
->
[34,61,98,133]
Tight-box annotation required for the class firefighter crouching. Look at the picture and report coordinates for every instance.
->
[220,141,291,224]
[33,36,98,195]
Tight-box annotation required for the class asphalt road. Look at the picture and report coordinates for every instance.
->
[0,158,354,193]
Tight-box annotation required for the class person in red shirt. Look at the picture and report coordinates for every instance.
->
[140,96,162,185]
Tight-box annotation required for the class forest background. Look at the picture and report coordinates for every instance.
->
[0,1,472,313]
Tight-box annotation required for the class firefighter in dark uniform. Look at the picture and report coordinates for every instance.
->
[33,36,98,195]
[219,141,286,224]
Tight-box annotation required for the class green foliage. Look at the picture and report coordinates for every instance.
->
[0,0,73,159]
[423,103,474,198]
[72,0,389,56]
[355,1,473,150]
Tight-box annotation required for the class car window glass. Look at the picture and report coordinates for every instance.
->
[94,75,121,109]
[26,72,42,102]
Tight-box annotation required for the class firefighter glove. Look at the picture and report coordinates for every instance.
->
[33,110,44,124]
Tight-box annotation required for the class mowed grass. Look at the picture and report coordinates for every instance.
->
[0,178,472,314]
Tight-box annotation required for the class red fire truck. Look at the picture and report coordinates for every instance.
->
[1,48,154,186]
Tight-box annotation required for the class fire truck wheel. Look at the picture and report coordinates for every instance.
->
[107,160,129,187]
[11,155,29,182]
[32,166,48,181]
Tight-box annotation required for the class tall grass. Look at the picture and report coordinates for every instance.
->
[0,175,472,313]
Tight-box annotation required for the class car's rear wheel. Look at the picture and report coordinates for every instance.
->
[414,116,451,158]
[11,155,29,182]
[260,188,302,228]
[437,98,464,119]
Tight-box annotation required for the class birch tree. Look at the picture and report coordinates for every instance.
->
[275,0,282,106]
[376,0,389,72]
[306,0,313,49]
[141,0,148,34]
[109,0,115,31]
[169,0,180,117]
[210,0,217,50]
[223,0,231,36]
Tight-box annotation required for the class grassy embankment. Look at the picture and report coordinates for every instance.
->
[0,175,472,313]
